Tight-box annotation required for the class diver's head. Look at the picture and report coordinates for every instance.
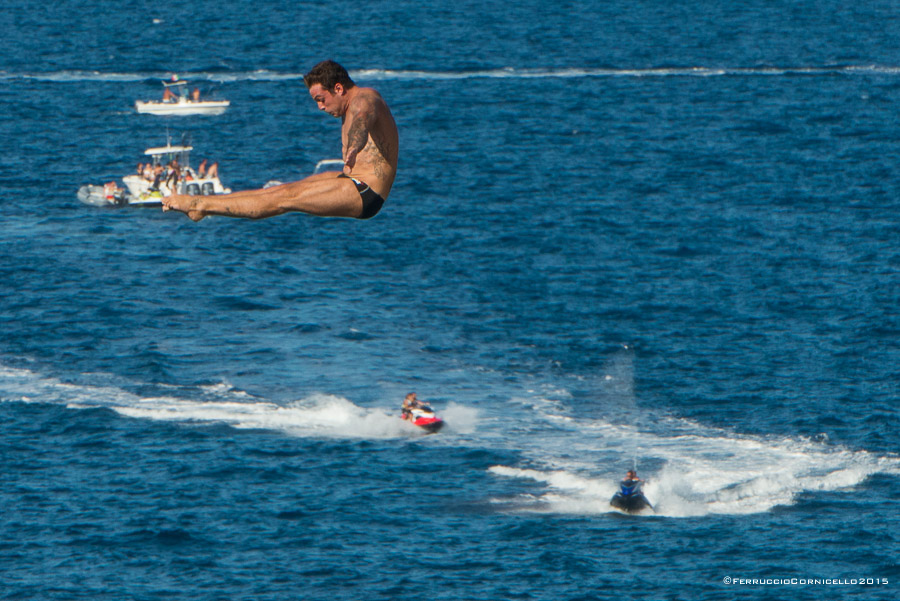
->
[626,470,636,478]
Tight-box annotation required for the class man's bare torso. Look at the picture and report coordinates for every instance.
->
[341,87,398,199]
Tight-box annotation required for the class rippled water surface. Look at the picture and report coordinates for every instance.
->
[2,1,898,600]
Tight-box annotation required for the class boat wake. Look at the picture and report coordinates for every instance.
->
[489,432,896,518]
[0,364,459,440]
[2,362,896,517]
[4,65,900,84]
[486,401,900,517]
[479,350,899,516]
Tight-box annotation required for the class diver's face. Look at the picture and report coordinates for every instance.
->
[309,83,344,117]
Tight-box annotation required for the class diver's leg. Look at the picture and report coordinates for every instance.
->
[268,174,363,218]
[163,172,364,220]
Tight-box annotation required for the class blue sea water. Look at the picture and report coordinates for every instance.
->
[1,1,898,599]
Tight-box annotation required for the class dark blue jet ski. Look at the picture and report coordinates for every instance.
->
[610,478,653,514]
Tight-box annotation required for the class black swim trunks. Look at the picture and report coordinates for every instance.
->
[339,174,385,219]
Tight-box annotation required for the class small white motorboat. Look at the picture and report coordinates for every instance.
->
[313,158,344,174]
[263,158,344,188]
[78,141,230,207]
[135,76,230,116]
[77,181,129,207]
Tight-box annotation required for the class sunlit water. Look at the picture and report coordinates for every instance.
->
[2,1,898,599]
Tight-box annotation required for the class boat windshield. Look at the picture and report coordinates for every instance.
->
[314,159,344,174]
[145,146,192,168]
[161,80,191,102]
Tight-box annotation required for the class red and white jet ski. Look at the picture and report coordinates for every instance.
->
[403,405,444,433]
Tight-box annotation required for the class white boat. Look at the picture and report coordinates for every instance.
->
[78,142,230,207]
[77,182,129,207]
[263,158,344,188]
[313,158,344,174]
[135,78,229,116]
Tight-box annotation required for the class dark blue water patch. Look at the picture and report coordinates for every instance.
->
[122,527,205,547]
[335,330,376,341]
[289,322,326,334]
[211,295,280,312]
[421,344,456,354]
[274,508,312,522]
[729,119,793,136]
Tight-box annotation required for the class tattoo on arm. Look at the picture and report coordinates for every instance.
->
[346,116,369,155]
[347,98,377,154]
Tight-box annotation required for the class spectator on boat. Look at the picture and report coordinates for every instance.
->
[165,160,181,189]
[206,161,219,179]
[150,165,164,190]
[198,159,208,178]
[192,87,200,102]
[163,86,175,102]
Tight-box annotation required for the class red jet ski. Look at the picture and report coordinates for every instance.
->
[403,405,444,433]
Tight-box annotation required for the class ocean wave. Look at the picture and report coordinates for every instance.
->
[3,65,900,84]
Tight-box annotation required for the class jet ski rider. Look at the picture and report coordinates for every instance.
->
[622,470,643,492]
[401,392,422,421]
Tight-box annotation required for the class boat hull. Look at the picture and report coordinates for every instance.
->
[121,174,230,207]
[77,184,127,207]
[135,100,230,116]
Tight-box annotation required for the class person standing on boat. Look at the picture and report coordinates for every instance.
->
[162,60,398,221]
[165,159,181,190]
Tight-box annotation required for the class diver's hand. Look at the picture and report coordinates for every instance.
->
[342,147,358,173]
[162,194,205,222]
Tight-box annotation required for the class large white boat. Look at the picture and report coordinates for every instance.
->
[78,142,230,207]
[135,77,230,116]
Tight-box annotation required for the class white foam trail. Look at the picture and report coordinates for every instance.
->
[3,65,900,83]
[114,392,421,439]
[3,363,896,516]
[483,354,900,516]
[489,466,620,514]
[0,365,437,440]
[440,402,479,434]
[489,419,899,517]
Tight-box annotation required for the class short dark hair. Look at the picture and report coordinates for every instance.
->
[304,60,355,91]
